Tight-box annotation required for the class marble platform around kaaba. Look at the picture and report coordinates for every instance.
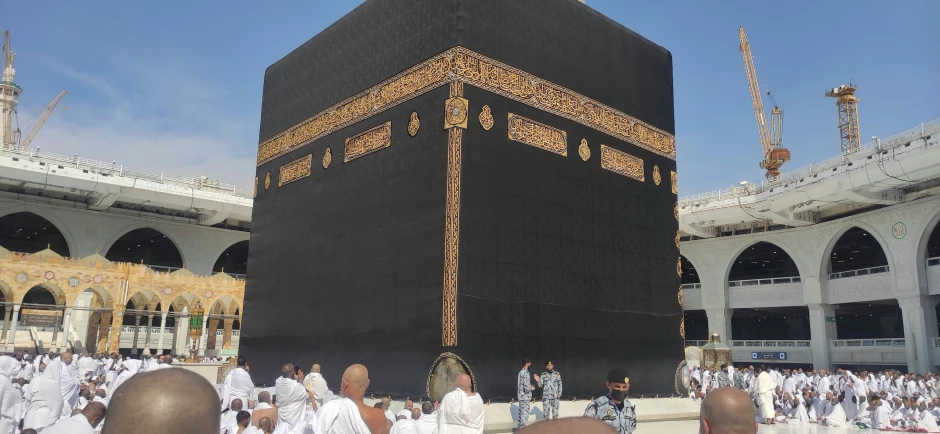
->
[244,0,682,399]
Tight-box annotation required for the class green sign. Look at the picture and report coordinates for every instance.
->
[826,316,836,323]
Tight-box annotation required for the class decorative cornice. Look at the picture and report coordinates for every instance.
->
[257,47,676,166]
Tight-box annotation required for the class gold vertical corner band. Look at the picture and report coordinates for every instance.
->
[507,113,567,156]
[264,172,271,190]
[278,154,313,187]
[253,176,258,198]
[442,127,462,347]
[344,121,392,162]
[444,97,469,130]
[671,171,678,194]
[600,145,644,181]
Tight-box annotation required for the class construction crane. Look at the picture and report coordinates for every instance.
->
[739,27,789,179]
[825,84,860,154]
[18,90,67,150]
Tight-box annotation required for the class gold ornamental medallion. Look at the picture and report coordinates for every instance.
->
[578,138,590,161]
[479,105,494,131]
[653,165,662,185]
[408,112,420,137]
[323,147,332,169]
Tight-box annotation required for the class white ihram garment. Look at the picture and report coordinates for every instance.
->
[43,413,95,434]
[222,367,254,410]
[23,360,65,431]
[415,413,438,434]
[437,388,484,434]
[0,356,23,434]
[303,372,329,407]
[274,377,313,434]
[390,419,419,434]
[756,372,775,420]
[316,398,371,434]
[59,360,80,417]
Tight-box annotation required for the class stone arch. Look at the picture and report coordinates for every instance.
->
[81,286,114,309]
[101,225,187,269]
[680,255,700,285]
[820,224,892,276]
[20,282,65,306]
[211,240,249,276]
[0,279,13,305]
[914,203,940,291]
[725,240,803,283]
[0,210,75,257]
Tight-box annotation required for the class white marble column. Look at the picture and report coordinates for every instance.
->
[808,303,837,370]
[706,308,733,342]
[143,314,154,351]
[59,307,73,352]
[6,306,20,353]
[898,295,939,374]
[157,312,168,353]
[131,315,142,353]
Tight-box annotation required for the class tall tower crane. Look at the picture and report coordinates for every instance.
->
[18,90,67,150]
[739,27,789,179]
[825,84,860,154]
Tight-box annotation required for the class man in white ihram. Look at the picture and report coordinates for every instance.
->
[437,374,484,434]
[303,363,330,408]
[756,366,776,425]
[275,363,318,434]
[223,356,255,410]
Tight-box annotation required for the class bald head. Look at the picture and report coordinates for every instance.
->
[311,363,321,373]
[258,391,271,404]
[82,402,107,428]
[341,364,370,400]
[282,363,295,379]
[700,387,758,434]
[259,417,273,433]
[456,374,472,392]
[411,408,421,420]
[102,368,220,434]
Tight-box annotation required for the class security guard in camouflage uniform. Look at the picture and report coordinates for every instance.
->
[537,360,563,420]
[517,358,536,429]
[584,368,636,434]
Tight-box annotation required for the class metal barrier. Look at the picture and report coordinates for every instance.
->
[828,265,889,280]
[831,339,905,347]
[680,283,701,289]
[731,340,811,348]
[728,276,801,287]
[928,257,940,267]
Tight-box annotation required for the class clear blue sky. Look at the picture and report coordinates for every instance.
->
[6,0,938,194]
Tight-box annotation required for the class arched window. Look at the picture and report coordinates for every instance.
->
[22,285,58,306]
[729,242,799,282]
[213,241,249,276]
[106,228,183,270]
[681,256,700,285]
[828,227,888,275]
[0,212,70,256]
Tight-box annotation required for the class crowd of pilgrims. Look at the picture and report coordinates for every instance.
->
[690,364,940,431]
[0,350,175,433]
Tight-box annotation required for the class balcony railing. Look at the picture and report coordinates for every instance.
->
[828,265,889,280]
[928,257,940,267]
[934,337,940,347]
[686,340,707,347]
[0,147,252,198]
[728,276,801,287]
[680,283,701,289]
[679,119,940,204]
[731,340,811,348]
[831,339,905,347]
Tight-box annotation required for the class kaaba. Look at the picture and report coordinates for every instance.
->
[244,0,683,399]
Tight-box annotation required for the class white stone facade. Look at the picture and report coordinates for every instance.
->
[0,195,249,276]
[681,195,940,373]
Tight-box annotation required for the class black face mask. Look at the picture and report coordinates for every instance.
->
[610,389,628,402]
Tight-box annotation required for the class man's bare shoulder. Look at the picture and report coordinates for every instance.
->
[358,404,389,434]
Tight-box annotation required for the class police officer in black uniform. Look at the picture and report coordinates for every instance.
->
[584,368,636,434]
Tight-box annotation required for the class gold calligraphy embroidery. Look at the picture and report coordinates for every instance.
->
[344,122,392,162]
[278,154,312,187]
[507,113,567,156]
[600,145,644,181]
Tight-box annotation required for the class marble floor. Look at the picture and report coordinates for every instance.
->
[639,420,862,433]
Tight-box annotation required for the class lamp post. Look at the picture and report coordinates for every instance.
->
[186,301,205,363]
